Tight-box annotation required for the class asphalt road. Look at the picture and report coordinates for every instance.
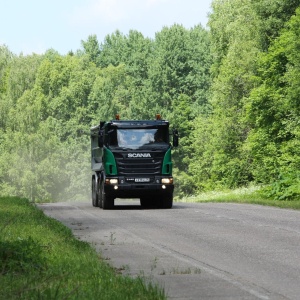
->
[38,201,300,300]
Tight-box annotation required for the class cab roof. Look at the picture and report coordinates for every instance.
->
[108,120,169,128]
[90,119,169,132]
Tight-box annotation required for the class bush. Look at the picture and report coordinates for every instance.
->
[261,171,300,201]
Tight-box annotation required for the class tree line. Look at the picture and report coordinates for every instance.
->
[0,0,299,201]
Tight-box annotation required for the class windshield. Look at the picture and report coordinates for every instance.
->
[109,128,169,150]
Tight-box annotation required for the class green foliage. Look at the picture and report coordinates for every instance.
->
[0,24,212,201]
[187,0,300,201]
[89,64,132,121]
[252,0,300,50]
[263,172,300,201]
[0,197,166,299]
[81,34,101,65]
[149,25,210,111]
[181,185,300,210]
[0,46,13,97]
[245,7,300,200]
[1,1,300,202]
[6,54,43,103]
[188,0,258,192]
[0,237,46,274]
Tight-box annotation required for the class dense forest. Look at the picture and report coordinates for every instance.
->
[1,0,300,202]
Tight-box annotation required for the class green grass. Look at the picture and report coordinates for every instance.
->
[0,196,166,300]
[179,185,300,210]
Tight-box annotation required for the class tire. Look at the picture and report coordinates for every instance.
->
[140,197,157,208]
[92,178,99,207]
[140,197,151,208]
[161,194,173,209]
[101,180,114,210]
[98,180,103,208]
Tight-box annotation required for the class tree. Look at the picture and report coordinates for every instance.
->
[81,35,101,66]
[148,25,210,112]
[193,0,261,190]
[246,7,300,199]
[252,0,300,51]
[0,45,14,129]
[146,24,212,195]
[89,64,132,122]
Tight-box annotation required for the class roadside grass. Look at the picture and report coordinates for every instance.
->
[0,196,166,300]
[179,186,300,210]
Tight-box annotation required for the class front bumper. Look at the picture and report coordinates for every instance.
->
[104,176,174,198]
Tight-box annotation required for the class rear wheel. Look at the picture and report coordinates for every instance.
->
[101,180,114,210]
[92,178,99,207]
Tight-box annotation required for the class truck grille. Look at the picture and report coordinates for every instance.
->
[113,152,164,176]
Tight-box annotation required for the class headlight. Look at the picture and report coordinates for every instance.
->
[106,178,118,184]
[162,178,173,184]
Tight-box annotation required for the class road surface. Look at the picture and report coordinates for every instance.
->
[38,200,300,299]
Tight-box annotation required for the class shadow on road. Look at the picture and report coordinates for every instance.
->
[111,203,186,210]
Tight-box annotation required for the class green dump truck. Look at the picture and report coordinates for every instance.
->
[90,114,178,209]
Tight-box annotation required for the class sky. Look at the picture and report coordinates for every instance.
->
[0,0,212,55]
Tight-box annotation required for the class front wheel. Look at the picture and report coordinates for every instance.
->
[161,194,173,209]
[92,178,99,207]
[101,180,114,210]
[140,197,153,208]
[140,196,157,208]
[98,178,103,208]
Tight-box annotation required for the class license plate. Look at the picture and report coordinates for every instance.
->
[135,178,150,182]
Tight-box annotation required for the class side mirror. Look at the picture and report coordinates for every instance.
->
[173,129,179,147]
[98,130,104,148]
